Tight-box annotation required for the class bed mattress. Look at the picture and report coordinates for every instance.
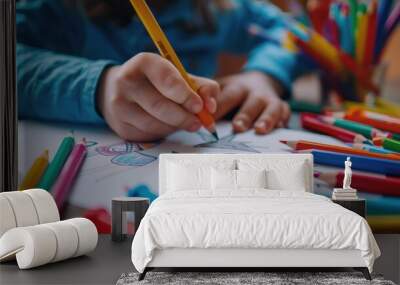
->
[131,190,380,273]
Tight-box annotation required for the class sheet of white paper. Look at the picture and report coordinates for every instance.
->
[18,120,345,210]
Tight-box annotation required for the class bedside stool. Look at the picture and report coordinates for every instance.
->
[332,199,366,218]
[112,197,149,242]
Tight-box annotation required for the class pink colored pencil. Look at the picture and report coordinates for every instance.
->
[384,2,400,43]
[51,142,87,210]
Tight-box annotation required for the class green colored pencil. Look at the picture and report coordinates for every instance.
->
[289,100,323,114]
[321,116,386,139]
[349,0,358,55]
[37,136,75,191]
[374,137,400,153]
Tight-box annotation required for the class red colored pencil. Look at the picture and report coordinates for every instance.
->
[345,108,400,134]
[307,0,331,34]
[315,170,400,196]
[281,140,400,161]
[300,113,369,143]
[338,51,379,94]
[326,9,340,48]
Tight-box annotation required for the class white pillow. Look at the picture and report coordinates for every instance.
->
[238,159,307,191]
[167,162,211,191]
[212,169,268,190]
[212,169,236,190]
[266,163,306,191]
[236,169,267,189]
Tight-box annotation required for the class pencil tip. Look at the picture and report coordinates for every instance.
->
[212,132,219,141]
[280,140,288,144]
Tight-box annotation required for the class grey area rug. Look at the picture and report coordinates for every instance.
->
[117,272,396,285]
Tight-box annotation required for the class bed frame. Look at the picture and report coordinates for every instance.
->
[139,249,371,280]
[138,154,371,281]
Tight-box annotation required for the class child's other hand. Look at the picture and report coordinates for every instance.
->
[97,53,219,142]
[216,71,290,134]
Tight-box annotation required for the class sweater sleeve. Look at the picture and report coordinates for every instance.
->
[220,0,310,92]
[17,44,114,124]
[16,0,115,124]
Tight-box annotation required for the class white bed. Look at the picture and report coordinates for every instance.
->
[131,154,380,280]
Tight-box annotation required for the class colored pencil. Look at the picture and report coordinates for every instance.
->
[374,0,394,62]
[338,51,379,94]
[348,0,358,54]
[37,136,75,191]
[384,2,400,43]
[315,170,400,196]
[293,35,340,74]
[290,100,323,114]
[128,0,218,140]
[321,116,388,139]
[300,114,369,144]
[359,192,400,215]
[302,149,400,176]
[309,30,343,72]
[367,215,400,233]
[316,188,400,216]
[339,4,352,54]
[307,0,330,34]
[356,7,368,64]
[375,97,400,118]
[281,139,400,161]
[51,142,87,210]
[373,137,400,153]
[327,4,340,48]
[345,108,400,134]
[19,150,49,190]
[352,143,397,155]
[344,100,400,118]
[363,1,377,67]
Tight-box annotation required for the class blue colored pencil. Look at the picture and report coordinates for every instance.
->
[315,189,400,215]
[351,143,397,154]
[304,149,400,176]
[358,192,400,215]
[374,0,394,62]
[339,6,353,55]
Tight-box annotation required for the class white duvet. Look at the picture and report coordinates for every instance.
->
[131,190,380,273]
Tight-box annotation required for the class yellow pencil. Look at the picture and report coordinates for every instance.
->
[344,100,400,118]
[308,31,342,73]
[128,0,218,140]
[19,150,49,190]
[367,215,400,233]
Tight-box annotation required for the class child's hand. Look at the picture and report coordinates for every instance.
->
[215,71,290,134]
[97,53,219,142]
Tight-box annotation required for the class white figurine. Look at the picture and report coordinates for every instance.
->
[343,157,353,190]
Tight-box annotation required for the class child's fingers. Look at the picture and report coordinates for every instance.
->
[281,102,291,126]
[127,53,203,114]
[232,95,265,133]
[190,75,220,99]
[117,101,178,136]
[191,75,220,114]
[214,84,247,120]
[254,99,282,134]
[128,82,202,131]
